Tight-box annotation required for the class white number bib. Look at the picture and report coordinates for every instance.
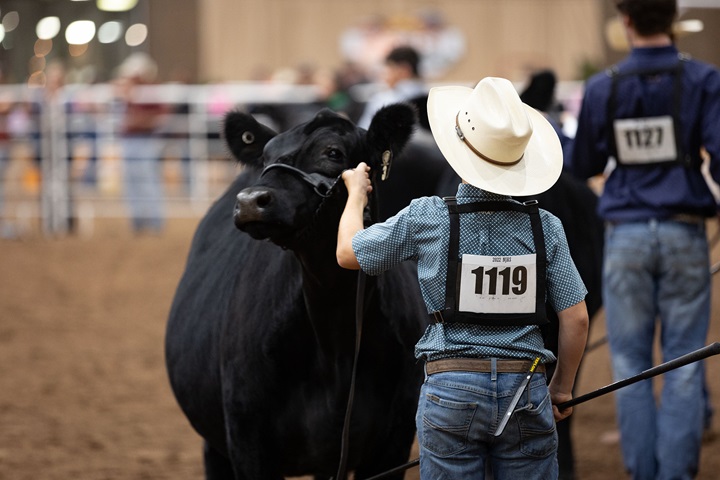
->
[613,115,677,164]
[458,254,537,314]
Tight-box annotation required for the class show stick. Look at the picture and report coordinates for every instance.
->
[557,342,720,411]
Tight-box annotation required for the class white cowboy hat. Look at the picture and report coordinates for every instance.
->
[427,77,562,196]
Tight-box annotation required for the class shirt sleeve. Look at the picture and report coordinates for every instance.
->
[352,203,418,276]
[568,76,611,180]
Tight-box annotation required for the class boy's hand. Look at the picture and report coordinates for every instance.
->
[337,162,372,270]
[342,162,372,206]
[550,389,574,422]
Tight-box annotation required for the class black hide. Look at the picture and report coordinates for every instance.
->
[165,106,428,480]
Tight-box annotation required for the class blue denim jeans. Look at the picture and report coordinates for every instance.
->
[122,136,165,232]
[416,364,558,479]
[603,219,710,480]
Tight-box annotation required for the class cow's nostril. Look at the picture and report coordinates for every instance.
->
[255,191,271,208]
[235,188,274,226]
[236,189,273,210]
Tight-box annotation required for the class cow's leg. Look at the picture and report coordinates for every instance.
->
[221,372,285,480]
[224,413,285,480]
[203,441,235,480]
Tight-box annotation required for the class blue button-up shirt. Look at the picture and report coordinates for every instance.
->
[352,184,587,363]
[569,45,720,222]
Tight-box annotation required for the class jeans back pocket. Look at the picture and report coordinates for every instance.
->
[420,393,477,457]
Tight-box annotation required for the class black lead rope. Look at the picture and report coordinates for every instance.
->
[333,166,379,480]
[333,271,366,480]
[364,458,419,480]
[333,157,392,480]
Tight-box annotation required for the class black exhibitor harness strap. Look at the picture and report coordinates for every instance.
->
[606,55,695,168]
[433,198,548,326]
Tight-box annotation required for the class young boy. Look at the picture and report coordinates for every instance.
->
[337,77,589,479]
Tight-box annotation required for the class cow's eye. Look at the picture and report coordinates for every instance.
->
[325,147,344,161]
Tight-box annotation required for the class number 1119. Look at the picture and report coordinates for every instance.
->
[471,266,528,295]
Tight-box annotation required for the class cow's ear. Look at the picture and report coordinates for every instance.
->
[365,103,417,169]
[223,110,277,166]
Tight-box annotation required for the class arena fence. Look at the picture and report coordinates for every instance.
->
[0,80,584,238]
[0,82,323,237]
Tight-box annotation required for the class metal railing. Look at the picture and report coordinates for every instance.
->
[0,81,324,236]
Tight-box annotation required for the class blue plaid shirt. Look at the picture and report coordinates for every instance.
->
[353,184,587,363]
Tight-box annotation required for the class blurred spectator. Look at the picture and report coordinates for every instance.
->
[313,66,364,121]
[115,52,169,234]
[339,14,395,80]
[339,11,466,82]
[413,8,466,79]
[356,45,427,129]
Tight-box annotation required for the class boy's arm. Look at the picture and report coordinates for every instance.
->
[336,162,372,270]
[549,299,589,422]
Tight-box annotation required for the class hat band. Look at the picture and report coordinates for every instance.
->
[454,113,524,166]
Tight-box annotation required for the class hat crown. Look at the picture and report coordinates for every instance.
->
[457,77,533,165]
[426,75,562,196]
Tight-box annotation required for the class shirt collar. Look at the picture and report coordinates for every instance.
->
[629,44,679,60]
[456,183,512,202]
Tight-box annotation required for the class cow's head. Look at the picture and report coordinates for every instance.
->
[225,105,416,249]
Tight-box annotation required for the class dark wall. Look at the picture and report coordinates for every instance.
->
[0,0,140,83]
[0,0,199,84]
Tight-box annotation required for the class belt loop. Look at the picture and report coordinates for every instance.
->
[491,358,497,381]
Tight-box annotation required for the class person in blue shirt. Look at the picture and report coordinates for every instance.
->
[356,45,428,130]
[567,1,720,479]
[337,77,589,480]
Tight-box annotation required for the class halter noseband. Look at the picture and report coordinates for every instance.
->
[260,163,342,198]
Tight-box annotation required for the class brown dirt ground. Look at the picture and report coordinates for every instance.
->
[1,218,718,480]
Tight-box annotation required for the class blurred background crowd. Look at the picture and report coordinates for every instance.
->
[0,0,718,237]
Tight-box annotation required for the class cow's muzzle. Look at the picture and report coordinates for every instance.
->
[234,188,272,228]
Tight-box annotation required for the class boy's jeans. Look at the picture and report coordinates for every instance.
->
[416,366,558,479]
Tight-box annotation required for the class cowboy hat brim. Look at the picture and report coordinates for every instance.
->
[427,85,563,196]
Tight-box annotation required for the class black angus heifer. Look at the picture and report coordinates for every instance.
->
[165,106,428,480]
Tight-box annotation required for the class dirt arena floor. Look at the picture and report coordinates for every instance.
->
[1,217,719,480]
